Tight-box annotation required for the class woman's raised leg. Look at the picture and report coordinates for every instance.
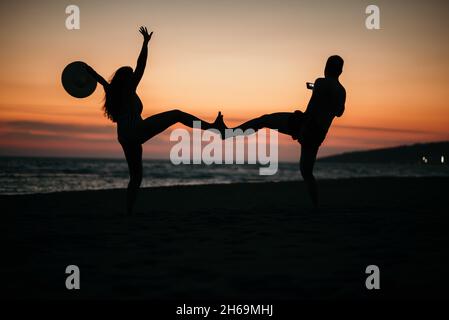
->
[138,109,221,143]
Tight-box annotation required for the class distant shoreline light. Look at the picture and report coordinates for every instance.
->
[421,155,446,164]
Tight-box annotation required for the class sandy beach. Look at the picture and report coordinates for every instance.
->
[2,177,449,300]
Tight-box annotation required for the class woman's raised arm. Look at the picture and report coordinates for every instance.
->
[84,63,109,88]
[134,26,153,88]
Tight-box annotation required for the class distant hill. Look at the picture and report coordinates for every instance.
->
[319,141,449,164]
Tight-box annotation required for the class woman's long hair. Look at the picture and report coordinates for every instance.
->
[103,66,134,122]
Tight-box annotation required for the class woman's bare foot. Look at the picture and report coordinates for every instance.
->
[212,111,228,139]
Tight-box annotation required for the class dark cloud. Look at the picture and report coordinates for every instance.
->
[0,131,111,143]
[1,120,115,135]
[226,117,448,136]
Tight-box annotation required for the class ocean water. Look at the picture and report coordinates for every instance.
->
[1,157,448,195]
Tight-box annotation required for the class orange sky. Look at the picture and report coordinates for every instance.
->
[1,0,448,161]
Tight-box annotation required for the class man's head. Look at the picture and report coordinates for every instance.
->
[324,55,344,78]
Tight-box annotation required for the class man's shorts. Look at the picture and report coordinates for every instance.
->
[288,110,326,148]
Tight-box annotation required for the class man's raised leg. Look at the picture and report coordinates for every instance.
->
[226,112,293,138]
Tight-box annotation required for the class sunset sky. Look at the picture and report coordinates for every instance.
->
[0,0,448,161]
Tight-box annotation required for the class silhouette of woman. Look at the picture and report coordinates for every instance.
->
[84,27,222,215]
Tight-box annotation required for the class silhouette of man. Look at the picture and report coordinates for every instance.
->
[219,56,346,207]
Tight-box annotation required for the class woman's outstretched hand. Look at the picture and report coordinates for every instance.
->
[213,111,228,140]
[83,63,95,75]
[82,62,108,87]
[139,26,153,43]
